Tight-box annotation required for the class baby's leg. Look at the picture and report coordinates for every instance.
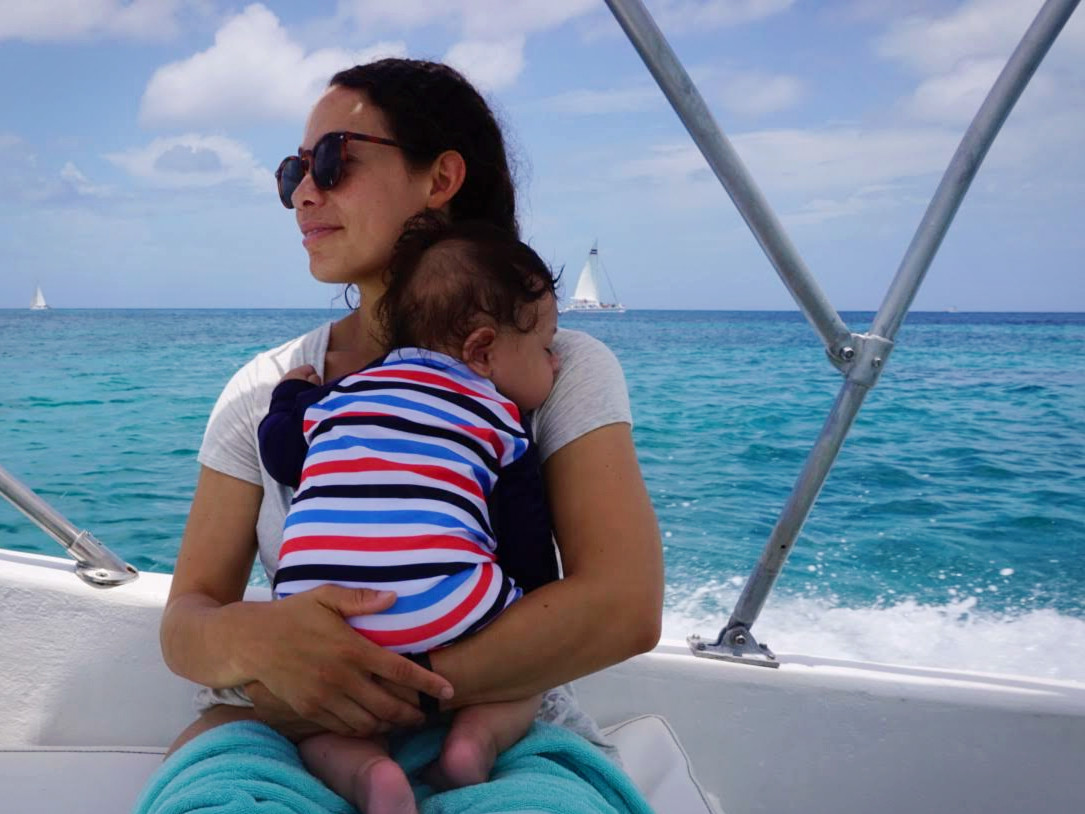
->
[437,694,543,788]
[299,733,416,814]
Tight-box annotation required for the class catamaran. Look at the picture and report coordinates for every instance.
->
[29,285,48,311]
[561,241,626,314]
[2,1,1084,812]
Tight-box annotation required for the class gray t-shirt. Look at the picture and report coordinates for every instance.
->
[193,324,632,757]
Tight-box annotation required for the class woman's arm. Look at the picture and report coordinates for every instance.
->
[427,422,663,706]
[161,466,453,735]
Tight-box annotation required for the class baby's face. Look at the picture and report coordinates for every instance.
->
[489,294,560,413]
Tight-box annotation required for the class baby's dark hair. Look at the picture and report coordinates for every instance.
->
[378,213,559,353]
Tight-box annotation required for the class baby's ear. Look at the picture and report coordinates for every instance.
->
[462,326,497,377]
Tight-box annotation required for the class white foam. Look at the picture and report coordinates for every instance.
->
[665,582,1085,682]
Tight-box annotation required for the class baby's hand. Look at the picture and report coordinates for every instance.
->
[282,364,322,386]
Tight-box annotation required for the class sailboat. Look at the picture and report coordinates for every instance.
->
[29,285,49,311]
[561,241,626,314]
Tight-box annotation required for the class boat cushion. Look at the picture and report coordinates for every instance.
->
[604,714,721,813]
[0,714,718,812]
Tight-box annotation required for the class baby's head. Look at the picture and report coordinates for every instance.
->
[379,213,561,412]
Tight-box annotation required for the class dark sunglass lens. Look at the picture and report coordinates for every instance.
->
[312,134,343,190]
[276,157,304,208]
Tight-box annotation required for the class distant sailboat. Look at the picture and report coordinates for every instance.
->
[29,286,49,311]
[561,241,625,314]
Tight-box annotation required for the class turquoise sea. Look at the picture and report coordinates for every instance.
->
[2,309,1084,680]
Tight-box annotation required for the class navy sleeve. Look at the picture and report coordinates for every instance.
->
[258,378,333,488]
[489,440,559,594]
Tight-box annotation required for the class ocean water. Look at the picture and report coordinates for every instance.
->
[2,309,1084,680]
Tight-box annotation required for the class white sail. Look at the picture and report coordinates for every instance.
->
[572,247,602,304]
[562,241,625,314]
[29,286,49,310]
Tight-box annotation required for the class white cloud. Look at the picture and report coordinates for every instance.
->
[717,70,804,117]
[59,162,112,198]
[337,0,597,39]
[876,0,1085,133]
[105,134,273,191]
[905,58,1006,124]
[535,68,802,118]
[652,0,797,33]
[140,4,405,127]
[877,0,1047,75]
[619,126,960,195]
[784,184,912,227]
[538,86,661,115]
[443,37,526,92]
[0,0,194,42]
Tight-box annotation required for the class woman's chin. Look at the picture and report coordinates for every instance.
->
[308,262,357,286]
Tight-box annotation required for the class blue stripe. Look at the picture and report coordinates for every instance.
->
[385,567,475,615]
[284,508,489,544]
[307,435,494,492]
[318,393,473,428]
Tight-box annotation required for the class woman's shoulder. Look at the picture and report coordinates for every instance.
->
[533,329,633,462]
[198,322,332,483]
[234,322,332,389]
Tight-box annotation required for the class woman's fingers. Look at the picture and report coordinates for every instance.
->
[320,694,396,736]
[314,584,455,699]
[363,646,454,702]
[315,584,398,618]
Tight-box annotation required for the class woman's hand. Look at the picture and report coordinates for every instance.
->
[162,468,452,740]
[241,585,454,737]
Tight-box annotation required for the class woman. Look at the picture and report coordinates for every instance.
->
[159,58,662,802]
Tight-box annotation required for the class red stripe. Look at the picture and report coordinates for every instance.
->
[457,425,505,461]
[365,368,520,421]
[301,457,484,500]
[360,564,496,648]
[280,534,492,559]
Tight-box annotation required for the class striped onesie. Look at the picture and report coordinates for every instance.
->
[259,348,530,654]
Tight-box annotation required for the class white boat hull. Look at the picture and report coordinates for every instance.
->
[3,547,1084,813]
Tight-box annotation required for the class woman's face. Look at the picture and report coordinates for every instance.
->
[292,86,434,287]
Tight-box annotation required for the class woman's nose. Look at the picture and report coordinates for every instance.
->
[292,171,324,209]
[550,352,561,375]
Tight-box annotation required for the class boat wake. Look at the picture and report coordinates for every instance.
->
[665,581,1085,682]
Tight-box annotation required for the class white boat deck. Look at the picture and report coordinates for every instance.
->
[3,548,1084,813]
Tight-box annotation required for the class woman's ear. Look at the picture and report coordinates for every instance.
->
[427,150,467,210]
[462,325,497,377]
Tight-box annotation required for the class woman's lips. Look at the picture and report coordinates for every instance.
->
[301,226,341,247]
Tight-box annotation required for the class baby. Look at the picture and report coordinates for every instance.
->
[258,214,561,813]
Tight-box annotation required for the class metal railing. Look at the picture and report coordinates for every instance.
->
[604,0,1082,665]
[0,463,137,587]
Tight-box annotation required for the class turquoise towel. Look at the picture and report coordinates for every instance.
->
[134,720,653,814]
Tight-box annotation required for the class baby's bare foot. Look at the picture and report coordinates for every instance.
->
[438,728,498,788]
[351,756,416,814]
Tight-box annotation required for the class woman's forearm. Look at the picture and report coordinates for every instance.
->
[430,572,659,706]
[430,423,663,707]
[160,467,266,687]
[161,593,270,688]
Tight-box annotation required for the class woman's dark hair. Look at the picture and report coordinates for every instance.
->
[330,59,517,237]
[377,212,558,353]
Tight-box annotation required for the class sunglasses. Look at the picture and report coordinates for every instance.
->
[275,131,401,209]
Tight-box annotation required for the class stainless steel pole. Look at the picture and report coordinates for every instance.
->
[0,463,136,587]
[603,0,853,360]
[872,0,1081,342]
[688,0,1080,660]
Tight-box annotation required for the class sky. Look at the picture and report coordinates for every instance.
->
[1,0,1083,311]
